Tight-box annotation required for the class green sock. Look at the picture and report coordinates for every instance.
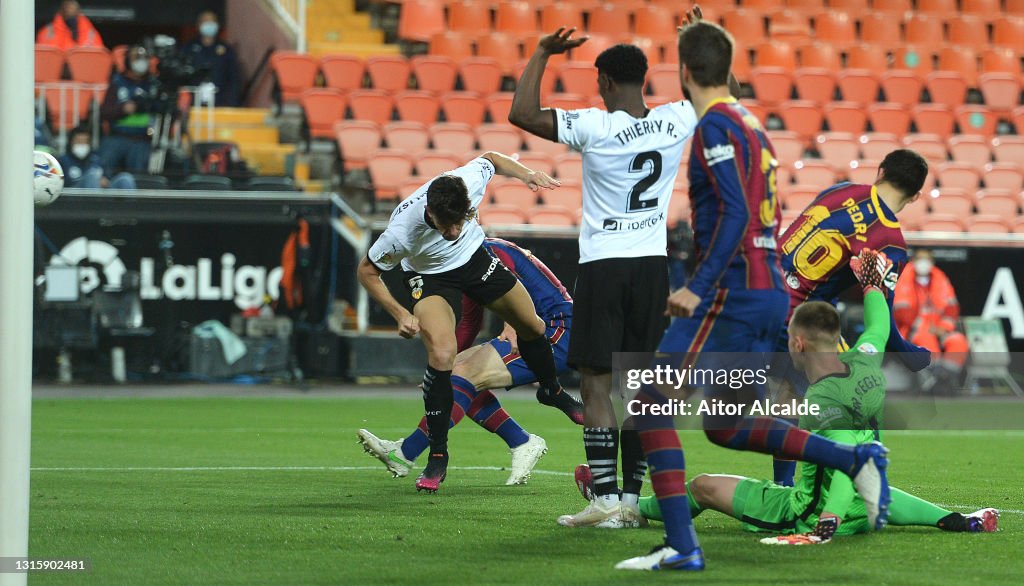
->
[637,481,702,523]
[886,487,952,527]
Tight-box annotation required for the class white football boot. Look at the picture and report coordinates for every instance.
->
[506,434,548,485]
[357,429,412,478]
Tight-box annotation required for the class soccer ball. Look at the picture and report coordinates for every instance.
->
[34,150,64,206]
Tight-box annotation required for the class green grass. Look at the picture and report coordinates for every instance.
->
[29,395,1024,585]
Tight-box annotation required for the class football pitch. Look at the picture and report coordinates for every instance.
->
[28,388,1024,584]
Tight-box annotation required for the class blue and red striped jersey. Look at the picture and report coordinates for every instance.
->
[686,97,785,299]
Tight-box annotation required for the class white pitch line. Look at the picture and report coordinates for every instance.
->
[30,465,574,476]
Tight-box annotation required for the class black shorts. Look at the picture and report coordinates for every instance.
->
[401,246,518,321]
[568,255,669,372]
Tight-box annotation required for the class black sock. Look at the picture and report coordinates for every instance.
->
[937,512,968,532]
[517,335,561,393]
[584,427,619,497]
[620,429,647,496]
[422,366,453,454]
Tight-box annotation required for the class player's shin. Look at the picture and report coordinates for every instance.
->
[584,427,620,503]
[402,375,476,461]
[639,426,700,556]
[620,429,648,518]
[516,335,562,394]
[468,388,529,449]
[422,366,454,455]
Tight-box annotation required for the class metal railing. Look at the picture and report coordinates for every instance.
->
[35,82,107,154]
[266,0,308,53]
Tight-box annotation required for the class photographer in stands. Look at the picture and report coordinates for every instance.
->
[99,45,159,174]
[37,0,105,50]
[180,11,241,107]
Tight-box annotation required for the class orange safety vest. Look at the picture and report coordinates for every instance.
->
[37,13,105,51]
[893,265,960,339]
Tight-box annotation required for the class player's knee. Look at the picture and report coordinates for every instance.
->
[427,346,458,371]
[704,428,731,447]
[689,474,713,504]
[514,316,546,340]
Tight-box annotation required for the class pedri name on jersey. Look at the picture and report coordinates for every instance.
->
[613,119,679,145]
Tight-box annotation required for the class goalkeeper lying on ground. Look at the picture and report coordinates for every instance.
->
[579,249,999,542]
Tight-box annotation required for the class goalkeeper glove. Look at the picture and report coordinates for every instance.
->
[759,515,839,545]
[849,248,893,294]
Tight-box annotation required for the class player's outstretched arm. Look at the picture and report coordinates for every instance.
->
[850,249,893,352]
[509,28,588,141]
[356,257,419,339]
[481,151,560,192]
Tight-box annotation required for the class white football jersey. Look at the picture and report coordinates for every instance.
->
[368,157,494,274]
[555,102,698,263]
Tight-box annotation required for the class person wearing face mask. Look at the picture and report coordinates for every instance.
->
[37,0,105,51]
[99,45,159,175]
[180,11,241,107]
[59,127,137,190]
[893,248,969,393]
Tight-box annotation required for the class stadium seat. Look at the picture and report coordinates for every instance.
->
[859,132,901,160]
[512,59,558,99]
[441,92,487,125]
[892,47,934,81]
[905,15,945,46]
[35,45,64,83]
[776,164,794,187]
[965,215,1011,233]
[723,10,767,45]
[1015,106,1024,134]
[183,174,232,191]
[495,1,538,35]
[558,62,598,96]
[815,132,860,167]
[797,43,840,71]
[777,100,824,143]
[983,165,1024,192]
[980,48,1018,75]
[131,173,169,190]
[946,16,989,52]
[545,93,588,111]
[743,100,770,126]
[515,152,554,177]
[398,0,446,43]
[636,6,681,40]
[911,104,954,138]
[479,204,528,225]
[447,0,491,33]
[916,0,956,14]
[868,103,911,135]
[524,132,568,156]
[836,70,880,106]
[937,163,981,191]
[43,82,98,130]
[553,153,583,182]
[492,182,538,207]
[647,64,685,101]
[902,134,947,166]
[588,3,633,36]
[919,213,965,232]
[429,32,474,62]
[321,55,365,92]
[542,181,583,210]
[528,205,577,226]
[936,47,979,88]
[847,160,880,184]
[487,93,515,125]
[394,91,440,125]
[411,56,459,95]
[928,188,973,216]
[766,130,804,167]
[430,122,476,154]
[754,42,797,70]
[825,102,869,134]
[478,34,523,75]
[301,89,347,139]
[382,121,429,153]
[367,150,415,200]
[732,48,753,83]
[869,0,911,11]
[956,105,999,137]
[750,68,795,105]
[793,68,837,104]
[65,47,111,84]
[416,152,461,177]
[898,197,929,230]
[270,51,318,103]
[366,56,411,93]
[568,34,617,66]
[540,4,584,32]
[925,72,968,109]
[880,71,923,107]
[781,184,821,212]
[975,189,1020,216]
[993,18,1024,52]
[1007,0,1024,14]
[858,14,901,45]
[473,123,519,153]
[348,90,395,125]
[793,160,838,186]
[769,11,811,45]
[991,136,1024,165]
[1016,216,1024,234]
[978,73,1022,113]
[947,135,992,168]
[814,12,856,48]
[459,58,504,96]
[245,176,297,192]
[846,45,887,74]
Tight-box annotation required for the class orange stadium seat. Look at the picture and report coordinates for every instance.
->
[919,213,965,232]
[476,124,522,153]
[980,48,1018,76]
[568,34,617,66]
[746,0,785,9]
[43,82,97,130]
[546,93,588,111]
[540,4,584,32]
[335,120,382,170]
[588,3,633,36]
[870,0,911,13]
[754,42,797,70]
[368,150,415,200]
[847,160,880,184]
[767,130,805,166]
[495,2,538,35]
[348,90,395,125]
[395,91,441,125]
[793,68,836,104]
[898,197,929,229]
[781,184,821,212]
[776,165,794,187]
[786,0,826,8]
[858,14,901,45]
[66,47,111,84]
[411,56,459,95]
[366,56,411,93]
[492,182,538,207]
[478,34,522,75]
[991,136,1024,164]
[975,189,1021,215]
[815,132,859,167]
[902,133,948,165]
[515,152,554,176]
[647,64,685,101]
[937,163,981,191]
[383,121,429,153]
[983,165,1024,192]
[868,103,911,135]
[911,104,955,137]
[398,0,446,43]
[301,88,347,139]
[859,132,901,160]
[778,100,825,142]
[542,181,583,210]
[487,93,515,124]
[956,105,999,137]
[732,48,753,83]
[750,68,795,105]
[905,15,945,46]
[797,43,840,71]
[825,102,869,134]
[429,32,474,62]
[524,132,568,156]
[459,58,504,96]
[723,10,767,46]
[479,204,528,225]
[947,135,992,167]
[916,0,956,16]
[743,100,770,126]
[1007,0,1024,14]
[946,16,989,52]
[558,62,598,96]
[1014,106,1024,134]
[442,92,487,125]
[929,189,973,215]
[978,73,1022,112]
[528,205,577,226]
[636,5,679,40]
[813,12,856,48]
[1016,217,1024,234]
[935,48,978,88]
[35,45,64,83]
[846,45,888,76]
[431,122,476,153]
[321,55,365,92]
[416,152,461,177]
[270,51,318,103]
[793,160,838,186]
[965,215,1011,233]
[447,0,491,33]
[554,153,583,182]
[769,11,811,45]
[925,72,968,109]
[836,70,880,106]
[993,18,1024,52]
[880,70,924,107]
[891,49,933,83]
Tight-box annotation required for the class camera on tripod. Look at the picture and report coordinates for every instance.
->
[145,35,211,112]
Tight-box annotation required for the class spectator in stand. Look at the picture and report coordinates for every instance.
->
[59,126,136,189]
[893,248,970,393]
[99,45,159,174]
[37,0,105,50]
[180,11,241,107]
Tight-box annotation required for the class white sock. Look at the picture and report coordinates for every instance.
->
[621,492,639,509]
[597,493,620,506]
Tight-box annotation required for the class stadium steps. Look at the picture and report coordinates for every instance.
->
[239,143,296,176]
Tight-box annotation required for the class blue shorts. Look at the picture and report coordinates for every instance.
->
[489,317,571,389]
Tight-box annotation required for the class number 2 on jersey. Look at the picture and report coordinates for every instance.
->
[627,151,662,212]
